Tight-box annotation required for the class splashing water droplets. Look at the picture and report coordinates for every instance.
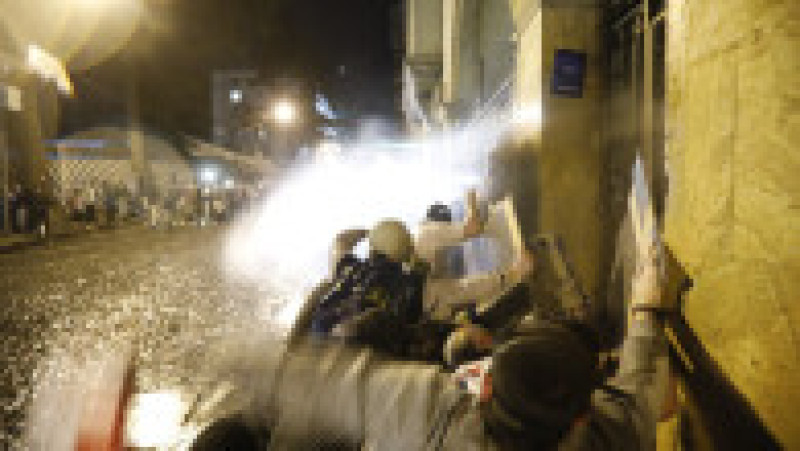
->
[224,117,514,331]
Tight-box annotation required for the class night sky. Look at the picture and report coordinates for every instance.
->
[61,0,401,139]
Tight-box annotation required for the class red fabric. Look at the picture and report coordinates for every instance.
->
[75,364,135,451]
[480,372,493,403]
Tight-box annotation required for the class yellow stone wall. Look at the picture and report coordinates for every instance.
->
[540,6,602,297]
[512,2,602,297]
[665,0,800,447]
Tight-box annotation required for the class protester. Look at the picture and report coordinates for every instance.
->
[415,189,484,271]
[212,195,226,223]
[421,198,534,322]
[32,188,50,238]
[291,207,535,363]
[193,243,670,450]
[305,219,427,358]
[117,185,129,222]
[10,185,26,232]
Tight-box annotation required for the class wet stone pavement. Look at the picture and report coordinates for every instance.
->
[0,225,283,449]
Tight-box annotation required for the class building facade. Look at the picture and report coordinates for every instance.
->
[45,127,196,204]
[1,23,66,232]
[212,71,315,165]
[211,70,260,154]
[404,0,800,449]
[404,0,602,298]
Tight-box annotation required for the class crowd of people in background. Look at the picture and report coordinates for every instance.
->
[1,185,52,236]
[1,180,265,237]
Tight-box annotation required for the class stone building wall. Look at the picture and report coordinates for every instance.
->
[664,0,800,447]
[479,0,515,103]
[539,4,602,298]
[511,1,603,298]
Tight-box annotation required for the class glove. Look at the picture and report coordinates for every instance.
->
[508,248,535,282]
[463,189,484,238]
[444,325,493,367]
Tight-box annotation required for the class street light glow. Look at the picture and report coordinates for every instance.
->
[272,100,297,126]
[26,44,74,95]
[4,0,144,70]
[200,167,219,184]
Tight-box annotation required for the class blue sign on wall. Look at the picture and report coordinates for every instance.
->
[551,49,587,98]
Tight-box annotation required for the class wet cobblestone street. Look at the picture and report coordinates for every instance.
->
[0,226,280,449]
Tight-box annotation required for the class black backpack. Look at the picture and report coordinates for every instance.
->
[309,253,425,353]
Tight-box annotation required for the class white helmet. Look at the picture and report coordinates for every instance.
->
[369,219,414,263]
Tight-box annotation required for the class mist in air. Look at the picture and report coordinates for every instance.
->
[223,115,515,331]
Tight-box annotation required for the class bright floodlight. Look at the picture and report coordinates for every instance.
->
[273,100,297,126]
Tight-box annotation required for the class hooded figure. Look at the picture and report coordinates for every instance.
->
[193,307,668,450]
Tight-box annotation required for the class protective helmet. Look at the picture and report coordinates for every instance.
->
[369,219,414,263]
